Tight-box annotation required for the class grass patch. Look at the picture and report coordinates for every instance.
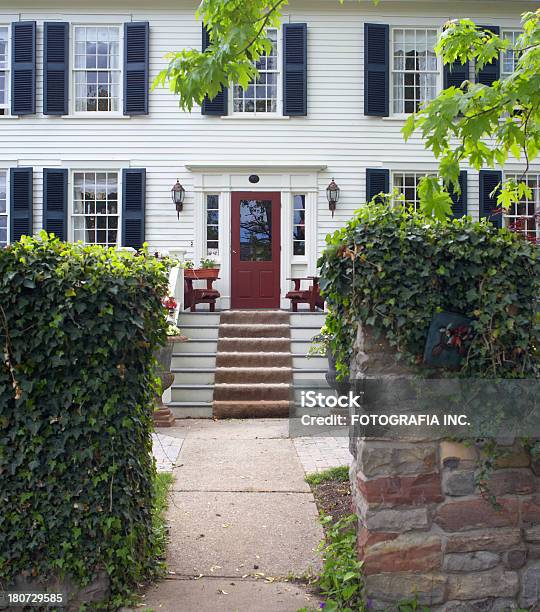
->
[304,465,349,486]
[151,472,175,577]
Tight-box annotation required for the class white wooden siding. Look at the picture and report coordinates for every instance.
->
[0,0,536,264]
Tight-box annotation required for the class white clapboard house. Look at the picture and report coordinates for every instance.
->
[0,0,537,311]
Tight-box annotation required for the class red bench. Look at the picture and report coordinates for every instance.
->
[285,276,324,312]
[184,277,220,312]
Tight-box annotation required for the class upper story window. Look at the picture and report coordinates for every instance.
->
[0,170,7,247]
[504,173,539,242]
[293,195,306,256]
[392,28,438,114]
[233,28,279,114]
[0,26,9,116]
[393,172,430,210]
[72,171,119,246]
[205,194,219,255]
[501,30,521,79]
[74,26,121,113]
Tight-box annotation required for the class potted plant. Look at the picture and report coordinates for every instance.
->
[153,321,188,428]
[309,325,350,396]
[184,256,220,281]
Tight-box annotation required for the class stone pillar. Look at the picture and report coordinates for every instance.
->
[350,323,540,610]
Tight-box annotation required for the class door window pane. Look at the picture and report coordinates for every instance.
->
[206,194,219,255]
[293,194,306,256]
[239,199,272,261]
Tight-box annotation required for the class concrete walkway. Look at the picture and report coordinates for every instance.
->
[141,419,326,612]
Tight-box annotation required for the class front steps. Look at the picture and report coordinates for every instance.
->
[168,310,329,419]
[169,312,219,418]
[213,311,293,418]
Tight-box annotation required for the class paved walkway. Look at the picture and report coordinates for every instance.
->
[142,419,349,611]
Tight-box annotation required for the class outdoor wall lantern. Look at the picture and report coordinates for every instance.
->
[326,178,340,218]
[171,179,186,219]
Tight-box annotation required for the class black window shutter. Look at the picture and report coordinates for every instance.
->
[283,23,307,116]
[364,23,389,117]
[201,25,228,116]
[11,21,36,115]
[479,170,503,228]
[366,168,390,202]
[444,61,469,89]
[124,22,149,115]
[477,26,500,86]
[43,169,68,240]
[44,23,69,116]
[10,167,33,241]
[450,171,468,218]
[122,169,146,249]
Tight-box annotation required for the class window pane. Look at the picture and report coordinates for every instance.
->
[0,170,6,247]
[74,26,120,113]
[206,195,219,256]
[72,172,119,247]
[234,27,279,114]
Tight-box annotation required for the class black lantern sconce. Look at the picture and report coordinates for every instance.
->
[326,178,340,218]
[171,179,186,219]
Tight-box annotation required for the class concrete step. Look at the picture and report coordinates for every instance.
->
[292,368,327,380]
[290,327,322,342]
[175,339,218,353]
[213,399,290,419]
[181,324,220,340]
[172,353,217,369]
[216,352,292,368]
[171,384,214,403]
[293,355,327,369]
[291,340,314,355]
[218,323,290,339]
[172,368,216,385]
[215,367,292,384]
[213,383,291,402]
[290,312,326,327]
[169,401,213,418]
[217,337,290,352]
[178,312,221,327]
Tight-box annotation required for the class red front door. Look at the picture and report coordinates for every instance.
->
[231,192,281,309]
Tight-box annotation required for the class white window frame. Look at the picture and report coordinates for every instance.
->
[291,193,306,260]
[0,24,10,117]
[0,168,9,247]
[392,171,435,211]
[390,27,442,117]
[503,172,540,242]
[69,169,122,247]
[71,24,123,116]
[501,29,522,79]
[204,193,220,257]
[230,27,283,117]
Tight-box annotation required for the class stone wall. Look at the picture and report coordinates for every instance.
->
[350,324,540,610]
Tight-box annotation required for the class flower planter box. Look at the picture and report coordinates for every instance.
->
[184,268,219,280]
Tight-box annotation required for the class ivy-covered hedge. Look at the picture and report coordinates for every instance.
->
[0,235,169,607]
[319,202,539,380]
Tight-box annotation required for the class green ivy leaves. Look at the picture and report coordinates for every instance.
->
[318,203,539,381]
[0,234,169,607]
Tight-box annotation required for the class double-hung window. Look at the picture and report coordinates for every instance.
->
[0,170,7,246]
[504,173,540,242]
[293,195,306,256]
[205,195,219,256]
[392,28,439,114]
[233,28,279,114]
[0,26,8,116]
[393,172,432,210]
[72,171,119,246]
[74,26,121,112]
[501,30,521,79]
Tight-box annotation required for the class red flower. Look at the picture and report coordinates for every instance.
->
[162,296,177,310]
